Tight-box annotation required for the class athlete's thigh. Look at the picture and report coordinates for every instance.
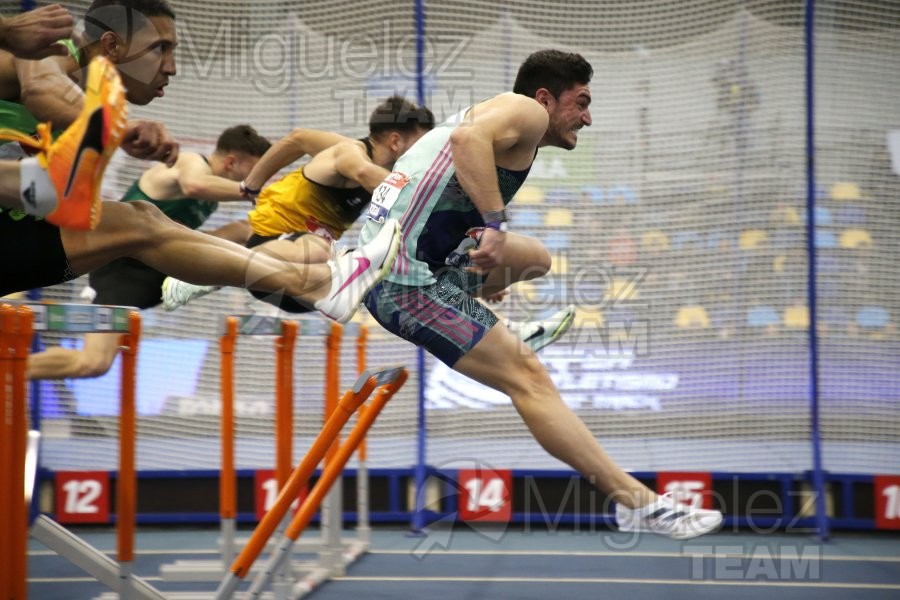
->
[251,234,331,264]
[453,321,548,396]
[477,232,551,296]
[499,232,552,281]
[59,201,167,276]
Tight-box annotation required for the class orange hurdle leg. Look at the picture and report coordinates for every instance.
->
[117,312,141,592]
[244,370,408,598]
[11,306,34,600]
[217,376,379,588]
[0,304,15,600]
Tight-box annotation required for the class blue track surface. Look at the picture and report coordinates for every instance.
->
[28,526,900,599]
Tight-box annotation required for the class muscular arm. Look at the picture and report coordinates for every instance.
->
[330,141,390,192]
[173,153,244,201]
[14,54,82,126]
[15,54,179,165]
[449,93,548,215]
[242,128,348,191]
[450,94,548,270]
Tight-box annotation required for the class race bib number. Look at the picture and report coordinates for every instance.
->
[367,171,410,223]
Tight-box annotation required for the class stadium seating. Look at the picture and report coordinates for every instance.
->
[675,305,711,329]
[784,304,810,329]
[739,229,768,250]
[830,181,861,201]
[839,228,873,249]
[747,305,780,328]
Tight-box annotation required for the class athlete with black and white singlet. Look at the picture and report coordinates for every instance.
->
[360,49,724,540]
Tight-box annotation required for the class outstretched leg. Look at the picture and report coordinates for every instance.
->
[60,201,333,302]
[455,325,652,502]
[454,325,722,539]
[161,232,335,311]
[58,202,400,324]
[0,55,127,230]
[366,267,722,540]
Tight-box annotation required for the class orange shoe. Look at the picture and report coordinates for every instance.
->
[0,56,128,230]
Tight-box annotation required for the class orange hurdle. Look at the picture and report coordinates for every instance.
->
[117,311,142,593]
[355,325,372,545]
[162,316,372,585]
[215,316,299,569]
[275,320,299,490]
[219,317,239,565]
[214,366,408,600]
[0,304,32,600]
[2,303,152,600]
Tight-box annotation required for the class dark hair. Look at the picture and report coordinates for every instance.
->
[83,0,176,44]
[513,50,593,99]
[215,125,271,157]
[368,96,435,139]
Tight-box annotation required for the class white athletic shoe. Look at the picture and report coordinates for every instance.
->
[161,277,219,311]
[513,304,576,352]
[314,219,401,324]
[615,492,724,540]
[79,285,96,302]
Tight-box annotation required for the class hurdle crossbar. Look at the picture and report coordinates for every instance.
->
[214,365,407,600]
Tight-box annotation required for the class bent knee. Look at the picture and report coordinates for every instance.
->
[306,243,333,264]
[519,242,552,280]
[126,200,170,224]
[503,353,554,398]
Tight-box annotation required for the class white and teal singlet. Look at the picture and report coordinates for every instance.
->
[359,106,531,287]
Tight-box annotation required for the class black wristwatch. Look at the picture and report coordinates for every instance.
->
[482,209,509,232]
[240,180,260,202]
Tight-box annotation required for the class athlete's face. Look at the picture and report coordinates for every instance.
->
[542,84,592,150]
[110,15,177,105]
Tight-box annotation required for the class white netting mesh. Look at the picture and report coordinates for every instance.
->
[813,1,900,474]
[422,2,816,473]
[36,0,422,472]
[24,1,900,477]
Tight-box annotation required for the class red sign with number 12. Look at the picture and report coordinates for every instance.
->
[55,471,110,524]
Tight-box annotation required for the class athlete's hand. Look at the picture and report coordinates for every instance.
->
[0,4,74,60]
[122,120,180,167]
[467,227,506,272]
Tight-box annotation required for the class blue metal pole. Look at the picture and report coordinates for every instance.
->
[411,347,428,533]
[804,0,829,541]
[414,0,425,105]
[26,289,42,429]
[26,288,43,521]
[410,0,428,533]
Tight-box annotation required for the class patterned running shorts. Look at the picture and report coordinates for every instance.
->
[363,267,499,367]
